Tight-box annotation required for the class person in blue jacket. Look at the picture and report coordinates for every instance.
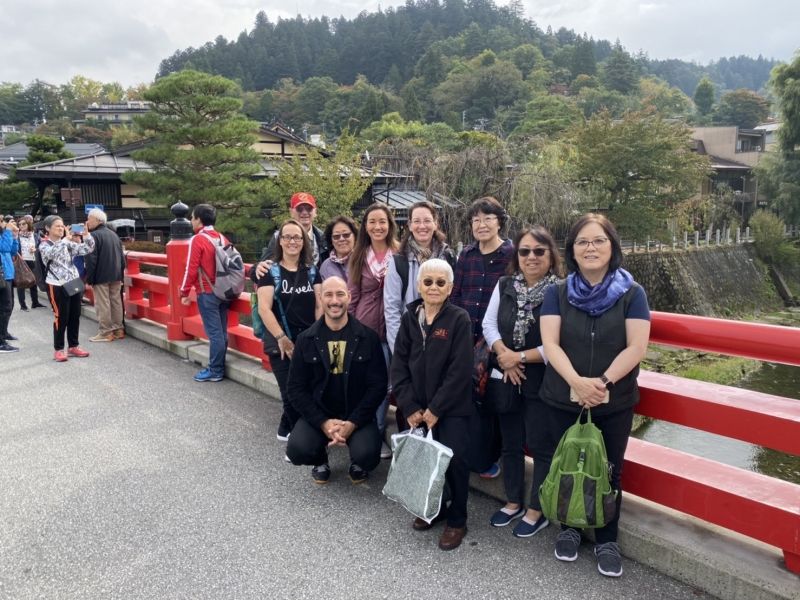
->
[0,216,21,352]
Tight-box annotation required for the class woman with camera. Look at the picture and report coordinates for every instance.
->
[38,215,95,362]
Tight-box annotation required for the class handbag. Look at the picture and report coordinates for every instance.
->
[485,375,523,414]
[62,277,85,297]
[538,409,617,529]
[382,428,453,523]
[472,336,490,399]
[13,254,37,289]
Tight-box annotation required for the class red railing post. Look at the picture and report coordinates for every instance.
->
[165,202,195,341]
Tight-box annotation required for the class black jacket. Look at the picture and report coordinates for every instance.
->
[287,316,387,429]
[391,299,474,419]
[84,224,125,285]
[539,281,643,416]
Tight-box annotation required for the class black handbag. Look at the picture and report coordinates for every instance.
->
[485,377,523,414]
[63,277,85,297]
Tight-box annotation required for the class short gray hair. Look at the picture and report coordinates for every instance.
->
[418,258,454,284]
[88,208,107,223]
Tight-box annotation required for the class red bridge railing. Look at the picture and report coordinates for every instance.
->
[118,242,800,573]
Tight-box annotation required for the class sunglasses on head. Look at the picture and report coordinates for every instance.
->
[331,232,352,241]
[422,277,448,288]
[518,247,547,257]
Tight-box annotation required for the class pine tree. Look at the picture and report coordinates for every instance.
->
[601,43,639,94]
[693,77,715,115]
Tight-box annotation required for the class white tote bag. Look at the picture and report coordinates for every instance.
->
[382,428,454,523]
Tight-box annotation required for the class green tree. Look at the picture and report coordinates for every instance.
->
[0,83,29,124]
[713,89,769,128]
[749,210,789,262]
[755,52,800,223]
[401,85,423,121]
[514,94,581,137]
[273,134,373,223]
[600,43,639,94]
[566,109,711,238]
[693,77,715,115]
[571,36,597,77]
[123,70,264,214]
[19,135,74,166]
[639,77,692,117]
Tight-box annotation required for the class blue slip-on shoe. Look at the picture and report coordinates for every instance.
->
[490,506,526,527]
[512,514,550,538]
[479,462,501,479]
[194,368,223,382]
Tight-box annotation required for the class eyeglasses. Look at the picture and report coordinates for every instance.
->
[574,237,610,249]
[331,232,352,241]
[411,218,435,226]
[294,205,314,214]
[421,278,448,288]
[280,234,304,243]
[518,247,547,258]
[471,215,498,226]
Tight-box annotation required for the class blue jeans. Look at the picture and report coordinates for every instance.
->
[197,293,229,377]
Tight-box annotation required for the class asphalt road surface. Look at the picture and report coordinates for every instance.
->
[0,307,712,599]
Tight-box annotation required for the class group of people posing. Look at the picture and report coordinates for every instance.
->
[180,194,650,577]
[0,210,126,360]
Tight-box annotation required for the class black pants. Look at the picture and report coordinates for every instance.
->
[435,415,471,529]
[497,406,527,506]
[287,418,381,472]
[270,353,301,435]
[16,261,41,307]
[0,280,13,342]
[539,403,634,544]
[47,284,82,350]
[525,396,557,512]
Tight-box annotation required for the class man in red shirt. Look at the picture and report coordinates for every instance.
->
[180,203,229,382]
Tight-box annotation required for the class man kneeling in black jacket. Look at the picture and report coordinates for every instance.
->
[286,276,388,484]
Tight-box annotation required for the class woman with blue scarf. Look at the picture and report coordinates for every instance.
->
[539,213,651,578]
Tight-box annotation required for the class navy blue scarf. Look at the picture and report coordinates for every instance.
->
[566,268,634,316]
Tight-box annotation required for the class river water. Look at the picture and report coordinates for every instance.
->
[633,362,800,484]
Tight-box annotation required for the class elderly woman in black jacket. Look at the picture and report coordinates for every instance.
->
[391,258,474,552]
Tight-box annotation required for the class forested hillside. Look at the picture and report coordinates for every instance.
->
[157,1,778,98]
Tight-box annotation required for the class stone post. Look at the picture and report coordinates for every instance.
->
[683,231,688,250]
[736,227,741,244]
[694,231,700,248]
[166,202,195,341]
[716,229,720,245]
[746,226,750,241]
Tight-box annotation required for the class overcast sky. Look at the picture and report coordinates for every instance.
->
[2,0,798,87]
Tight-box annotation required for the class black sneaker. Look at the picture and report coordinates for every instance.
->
[311,464,330,484]
[594,542,623,577]
[0,343,20,353]
[554,528,581,562]
[5,334,18,341]
[348,463,368,484]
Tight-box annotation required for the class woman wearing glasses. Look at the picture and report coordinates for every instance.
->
[451,196,514,478]
[539,213,650,577]
[257,219,322,442]
[320,216,358,281]
[481,226,563,537]
[384,201,455,353]
[347,203,400,456]
[391,258,474,551]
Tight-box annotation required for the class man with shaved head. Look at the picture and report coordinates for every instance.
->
[286,277,388,484]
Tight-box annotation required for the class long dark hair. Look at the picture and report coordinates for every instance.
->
[273,219,312,267]
[564,213,623,273]
[398,201,446,255]
[349,203,399,287]
[507,225,564,277]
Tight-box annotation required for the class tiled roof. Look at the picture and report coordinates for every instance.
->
[0,142,105,163]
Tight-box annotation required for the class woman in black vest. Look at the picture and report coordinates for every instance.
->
[481,226,562,537]
[539,214,651,578]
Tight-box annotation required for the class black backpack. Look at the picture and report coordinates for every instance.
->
[33,238,51,292]
[393,250,456,299]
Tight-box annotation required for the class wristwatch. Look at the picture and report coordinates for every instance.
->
[519,351,527,364]
[600,374,614,390]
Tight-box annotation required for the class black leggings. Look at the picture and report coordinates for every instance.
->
[47,284,82,350]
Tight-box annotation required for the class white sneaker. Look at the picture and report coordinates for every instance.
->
[380,441,392,459]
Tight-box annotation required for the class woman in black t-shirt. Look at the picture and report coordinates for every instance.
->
[257,219,322,442]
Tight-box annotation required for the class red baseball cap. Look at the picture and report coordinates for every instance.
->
[290,192,317,209]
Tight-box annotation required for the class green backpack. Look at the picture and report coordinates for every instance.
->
[539,409,617,529]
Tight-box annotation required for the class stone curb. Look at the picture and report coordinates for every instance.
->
[86,307,799,600]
